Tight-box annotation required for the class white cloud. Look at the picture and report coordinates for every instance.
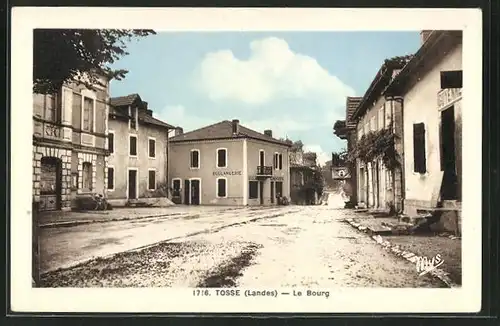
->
[197,37,355,106]
[303,144,331,167]
[155,105,215,133]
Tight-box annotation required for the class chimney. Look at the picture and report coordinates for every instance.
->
[174,127,183,136]
[231,119,240,134]
[420,30,432,45]
[146,109,153,116]
[264,129,273,137]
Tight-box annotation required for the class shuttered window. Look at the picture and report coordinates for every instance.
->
[217,149,227,167]
[129,135,137,156]
[107,167,114,190]
[148,170,156,190]
[413,123,427,173]
[190,150,200,168]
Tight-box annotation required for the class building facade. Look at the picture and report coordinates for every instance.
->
[289,145,317,205]
[333,96,362,203]
[33,74,110,211]
[349,55,413,212]
[169,119,291,206]
[107,93,176,206]
[384,30,463,218]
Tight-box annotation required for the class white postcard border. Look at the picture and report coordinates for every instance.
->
[10,7,482,313]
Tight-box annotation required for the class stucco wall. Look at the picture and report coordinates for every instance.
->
[402,42,462,214]
[246,139,290,205]
[107,119,169,200]
[169,139,245,205]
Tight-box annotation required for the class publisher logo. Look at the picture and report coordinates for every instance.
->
[416,254,444,276]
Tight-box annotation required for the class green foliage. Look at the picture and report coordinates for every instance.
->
[33,29,156,94]
[347,127,400,170]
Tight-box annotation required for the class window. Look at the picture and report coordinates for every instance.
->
[275,181,283,197]
[216,178,227,198]
[413,123,427,173]
[148,170,156,190]
[149,138,156,158]
[259,150,265,166]
[249,181,259,199]
[83,97,94,132]
[107,167,114,190]
[45,92,59,123]
[108,132,114,154]
[190,150,200,168]
[217,148,227,168]
[274,153,279,169]
[440,70,463,89]
[72,93,82,125]
[172,179,181,197]
[129,135,137,156]
[278,153,283,170]
[82,162,92,191]
[71,172,78,190]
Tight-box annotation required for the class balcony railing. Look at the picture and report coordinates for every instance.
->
[437,88,462,109]
[256,166,273,177]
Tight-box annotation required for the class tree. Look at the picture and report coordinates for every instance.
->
[33,29,156,94]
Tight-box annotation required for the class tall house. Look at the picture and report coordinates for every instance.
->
[32,74,110,211]
[169,119,292,206]
[107,93,176,206]
[384,30,462,229]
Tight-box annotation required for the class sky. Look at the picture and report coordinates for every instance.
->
[110,31,421,166]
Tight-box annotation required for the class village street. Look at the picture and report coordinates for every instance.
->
[38,192,444,288]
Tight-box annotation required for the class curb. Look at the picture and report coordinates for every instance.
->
[40,208,299,276]
[39,212,184,229]
[344,218,460,288]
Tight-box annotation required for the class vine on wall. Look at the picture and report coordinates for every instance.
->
[347,127,400,170]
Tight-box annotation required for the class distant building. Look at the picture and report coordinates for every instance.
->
[107,93,176,206]
[289,144,318,205]
[333,96,362,203]
[32,73,110,211]
[169,119,292,206]
[384,30,462,223]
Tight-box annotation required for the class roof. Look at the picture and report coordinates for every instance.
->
[169,120,292,147]
[109,93,141,107]
[138,111,176,129]
[346,97,362,128]
[351,55,414,121]
[384,31,462,96]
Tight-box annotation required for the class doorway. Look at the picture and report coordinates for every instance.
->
[128,169,138,199]
[259,181,264,205]
[440,106,458,200]
[270,181,275,204]
[190,179,201,205]
[40,157,61,211]
[184,180,190,205]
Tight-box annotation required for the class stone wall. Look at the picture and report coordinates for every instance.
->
[32,145,73,210]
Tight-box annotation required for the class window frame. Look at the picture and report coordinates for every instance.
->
[171,178,182,195]
[147,168,157,191]
[190,149,200,169]
[216,148,228,168]
[216,177,228,198]
[148,137,156,159]
[107,165,115,191]
[129,133,138,158]
[81,93,96,133]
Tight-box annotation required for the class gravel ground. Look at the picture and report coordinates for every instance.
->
[40,195,444,288]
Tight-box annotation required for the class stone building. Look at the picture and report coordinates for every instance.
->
[383,30,462,232]
[107,93,176,206]
[169,119,292,206]
[32,74,110,211]
[349,55,414,212]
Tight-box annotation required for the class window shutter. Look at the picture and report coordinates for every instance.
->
[413,123,427,173]
[107,168,114,189]
[279,154,283,170]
